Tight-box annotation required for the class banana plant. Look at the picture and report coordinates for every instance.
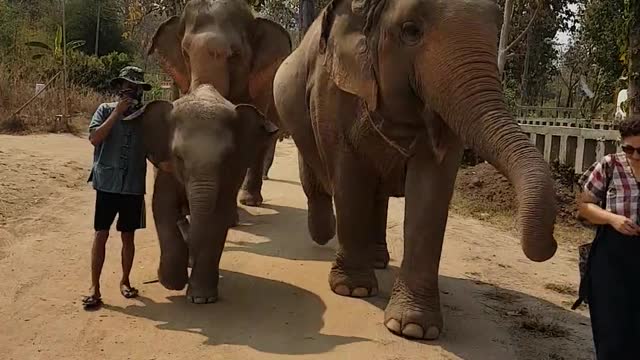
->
[25,25,86,61]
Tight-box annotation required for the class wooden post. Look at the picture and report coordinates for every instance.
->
[575,137,585,174]
[543,134,552,162]
[559,135,568,164]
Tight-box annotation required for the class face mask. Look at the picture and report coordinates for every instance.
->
[118,87,143,105]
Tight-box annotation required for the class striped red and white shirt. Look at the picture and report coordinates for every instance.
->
[579,153,640,223]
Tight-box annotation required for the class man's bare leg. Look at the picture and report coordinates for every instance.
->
[84,230,109,307]
[120,231,138,298]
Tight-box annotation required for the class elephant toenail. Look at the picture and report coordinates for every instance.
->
[333,285,351,296]
[385,319,402,334]
[424,326,441,340]
[402,323,424,339]
[351,288,370,297]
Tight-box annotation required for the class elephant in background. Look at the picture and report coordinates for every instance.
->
[148,0,291,207]
[273,0,557,340]
[140,85,278,303]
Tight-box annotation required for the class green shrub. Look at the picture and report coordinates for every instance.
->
[34,50,132,93]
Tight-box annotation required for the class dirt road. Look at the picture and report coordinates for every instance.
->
[0,133,594,359]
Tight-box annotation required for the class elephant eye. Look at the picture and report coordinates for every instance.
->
[400,22,423,46]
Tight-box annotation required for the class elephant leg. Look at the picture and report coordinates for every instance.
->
[384,138,463,341]
[262,135,278,180]
[152,171,189,290]
[373,195,390,269]
[239,135,273,207]
[299,151,335,245]
[186,216,228,304]
[329,150,378,298]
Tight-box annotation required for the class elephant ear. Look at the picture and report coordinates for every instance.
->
[140,100,175,167]
[148,16,190,94]
[319,0,378,111]
[249,18,292,108]
[235,104,279,136]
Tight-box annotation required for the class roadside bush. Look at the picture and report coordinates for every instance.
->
[35,51,132,93]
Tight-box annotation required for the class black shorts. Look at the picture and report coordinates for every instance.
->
[94,191,146,232]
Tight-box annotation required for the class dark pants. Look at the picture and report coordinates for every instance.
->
[587,226,640,359]
[94,191,145,232]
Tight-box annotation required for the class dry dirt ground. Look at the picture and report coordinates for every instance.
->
[0,134,594,359]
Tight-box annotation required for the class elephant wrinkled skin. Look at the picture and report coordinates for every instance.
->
[273,0,558,341]
[148,0,291,207]
[140,85,278,304]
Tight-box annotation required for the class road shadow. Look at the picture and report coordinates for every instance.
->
[365,264,594,360]
[104,269,365,355]
[264,177,301,186]
[227,204,336,262]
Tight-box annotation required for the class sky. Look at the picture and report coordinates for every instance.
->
[553,4,579,49]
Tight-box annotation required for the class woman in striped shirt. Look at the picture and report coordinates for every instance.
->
[577,117,640,359]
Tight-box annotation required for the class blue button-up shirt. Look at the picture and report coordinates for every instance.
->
[88,102,147,195]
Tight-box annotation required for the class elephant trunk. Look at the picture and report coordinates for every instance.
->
[189,32,231,96]
[187,179,219,250]
[191,60,230,97]
[418,25,557,262]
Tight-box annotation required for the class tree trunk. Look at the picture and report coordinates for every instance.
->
[298,0,316,42]
[95,1,102,56]
[629,10,640,118]
[520,31,531,105]
[497,0,514,79]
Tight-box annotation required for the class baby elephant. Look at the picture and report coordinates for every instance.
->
[139,85,278,303]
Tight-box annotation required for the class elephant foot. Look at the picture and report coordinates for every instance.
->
[329,262,378,298]
[374,244,390,269]
[384,278,443,340]
[239,189,263,207]
[308,200,336,245]
[186,285,218,304]
[158,260,188,291]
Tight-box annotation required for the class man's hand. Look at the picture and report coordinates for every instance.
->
[90,100,131,146]
[608,214,640,236]
[115,97,134,116]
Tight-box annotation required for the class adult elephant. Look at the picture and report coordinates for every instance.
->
[149,0,291,207]
[140,85,278,303]
[273,0,558,340]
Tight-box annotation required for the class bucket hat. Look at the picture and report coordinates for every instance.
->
[110,66,152,91]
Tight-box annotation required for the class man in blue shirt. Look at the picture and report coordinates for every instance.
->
[82,66,153,309]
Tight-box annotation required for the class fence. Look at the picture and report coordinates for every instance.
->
[514,105,617,130]
[518,123,620,174]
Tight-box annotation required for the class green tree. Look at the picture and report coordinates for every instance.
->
[65,0,131,56]
[25,25,85,60]
[498,0,577,106]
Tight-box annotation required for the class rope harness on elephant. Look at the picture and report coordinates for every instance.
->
[358,99,419,158]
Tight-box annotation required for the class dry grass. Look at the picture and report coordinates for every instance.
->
[545,283,578,297]
[450,193,593,247]
[0,64,107,134]
[520,314,571,338]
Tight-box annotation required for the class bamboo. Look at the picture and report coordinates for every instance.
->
[62,0,68,119]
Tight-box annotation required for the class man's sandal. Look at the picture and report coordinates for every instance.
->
[120,286,139,299]
[82,295,102,310]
